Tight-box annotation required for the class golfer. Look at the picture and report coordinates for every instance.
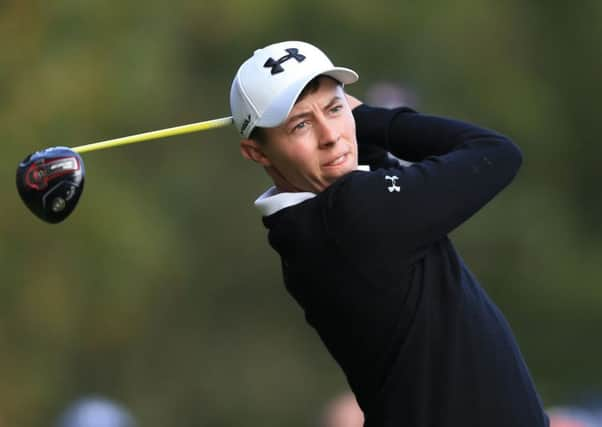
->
[230,41,549,426]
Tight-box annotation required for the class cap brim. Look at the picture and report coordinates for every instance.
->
[256,67,359,129]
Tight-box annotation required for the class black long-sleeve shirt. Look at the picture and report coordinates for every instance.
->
[258,105,549,426]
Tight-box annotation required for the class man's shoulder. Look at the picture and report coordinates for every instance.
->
[254,169,372,219]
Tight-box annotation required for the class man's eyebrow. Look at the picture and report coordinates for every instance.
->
[324,95,343,109]
[286,111,311,125]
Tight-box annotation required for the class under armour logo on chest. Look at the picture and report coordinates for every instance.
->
[264,48,306,75]
[385,175,401,192]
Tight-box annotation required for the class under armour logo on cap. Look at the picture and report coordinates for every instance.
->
[263,48,306,75]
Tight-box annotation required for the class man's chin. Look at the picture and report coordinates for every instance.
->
[333,163,357,178]
[322,167,356,188]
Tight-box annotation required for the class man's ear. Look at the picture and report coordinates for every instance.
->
[240,139,271,167]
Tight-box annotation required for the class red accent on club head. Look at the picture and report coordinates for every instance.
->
[24,156,80,190]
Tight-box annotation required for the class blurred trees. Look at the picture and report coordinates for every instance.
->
[1,0,601,425]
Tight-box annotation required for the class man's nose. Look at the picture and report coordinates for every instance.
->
[317,117,340,147]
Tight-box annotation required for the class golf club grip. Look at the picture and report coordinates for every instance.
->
[72,116,234,154]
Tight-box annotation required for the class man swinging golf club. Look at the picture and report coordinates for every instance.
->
[231,41,549,426]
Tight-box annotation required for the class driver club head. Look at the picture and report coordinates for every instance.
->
[16,146,85,224]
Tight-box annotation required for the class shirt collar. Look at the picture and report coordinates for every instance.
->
[253,165,370,216]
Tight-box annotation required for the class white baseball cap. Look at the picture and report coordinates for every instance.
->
[230,41,359,138]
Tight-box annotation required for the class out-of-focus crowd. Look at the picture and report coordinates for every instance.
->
[318,390,602,427]
[47,390,602,427]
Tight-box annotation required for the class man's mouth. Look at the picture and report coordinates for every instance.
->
[324,153,348,167]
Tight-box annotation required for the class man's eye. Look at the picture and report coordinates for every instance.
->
[294,121,307,131]
[330,105,343,113]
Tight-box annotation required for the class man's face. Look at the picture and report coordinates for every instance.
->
[246,77,358,193]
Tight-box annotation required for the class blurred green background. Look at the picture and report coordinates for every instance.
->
[2,0,601,425]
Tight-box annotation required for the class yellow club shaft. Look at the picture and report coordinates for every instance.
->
[72,116,233,154]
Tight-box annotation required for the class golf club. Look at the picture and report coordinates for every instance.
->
[16,116,233,224]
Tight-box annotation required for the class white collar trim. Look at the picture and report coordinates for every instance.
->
[254,187,315,216]
[254,165,370,216]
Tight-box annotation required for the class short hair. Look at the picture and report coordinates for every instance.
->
[249,75,342,144]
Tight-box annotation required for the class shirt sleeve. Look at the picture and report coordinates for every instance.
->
[325,107,523,259]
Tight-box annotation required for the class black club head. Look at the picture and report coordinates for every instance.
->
[16,146,85,224]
